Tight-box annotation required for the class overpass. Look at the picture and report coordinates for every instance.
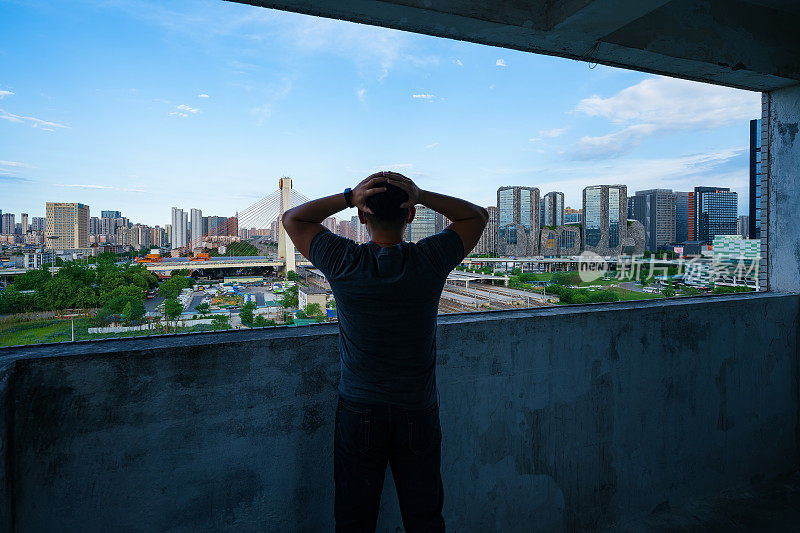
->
[143,256,312,274]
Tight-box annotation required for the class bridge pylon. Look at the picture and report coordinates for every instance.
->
[277,177,296,276]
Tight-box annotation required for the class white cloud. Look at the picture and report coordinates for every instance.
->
[0,108,68,130]
[454,58,463,66]
[0,90,13,99]
[252,105,272,126]
[572,76,759,159]
[412,94,436,100]
[56,184,113,189]
[123,187,147,193]
[176,104,199,114]
[356,87,366,102]
[290,16,438,81]
[425,142,439,149]
[529,128,568,142]
[198,93,210,98]
[496,59,507,67]
[0,160,31,168]
[169,111,189,118]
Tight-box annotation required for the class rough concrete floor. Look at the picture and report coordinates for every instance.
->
[605,471,800,532]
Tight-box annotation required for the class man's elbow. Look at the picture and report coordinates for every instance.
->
[478,207,489,227]
[281,209,294,229]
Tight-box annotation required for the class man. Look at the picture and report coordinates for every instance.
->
[282,172,488,532]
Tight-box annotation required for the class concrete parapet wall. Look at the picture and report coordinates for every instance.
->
[0,293,797,531]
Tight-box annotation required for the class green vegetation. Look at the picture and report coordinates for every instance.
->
[711,285,753,294]
[662,281,676,298]
[282,285,299,308]
[239,301,256,325]
[208,241,263,256]
[681,286,701,296]
[253,315,277,327]
[158,275,195,299]
[302,303,326,322]
[548,284,622,304]
[195,302,210,315]
[211,314,230,328]
[286,270,299,282]
[0,255,157,315]
[550,271,581,286]
[607,287,663,301]
[164,298,184,320]
[0,316,231,347]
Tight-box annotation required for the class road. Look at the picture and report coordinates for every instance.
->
[619,282,648,293]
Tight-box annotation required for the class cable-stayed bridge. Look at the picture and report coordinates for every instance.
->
[145,178,312,277]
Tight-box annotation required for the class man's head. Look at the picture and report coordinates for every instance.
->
[358,179,415,233]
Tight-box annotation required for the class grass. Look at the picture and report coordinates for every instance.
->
[0,317,232,347]
[608,287,665,301]
[0,319,73,346]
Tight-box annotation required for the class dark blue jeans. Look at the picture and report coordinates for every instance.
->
[334,396,445,533]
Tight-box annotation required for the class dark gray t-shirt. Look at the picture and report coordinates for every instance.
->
[309,228,464,408]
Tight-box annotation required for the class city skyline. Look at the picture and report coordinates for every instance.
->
[1,0,758,226]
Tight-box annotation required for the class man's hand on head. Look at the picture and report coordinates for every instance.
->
[352,175,387,214]
[384,173,421,208]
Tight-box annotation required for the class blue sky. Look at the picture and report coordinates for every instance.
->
[1,0,760,227]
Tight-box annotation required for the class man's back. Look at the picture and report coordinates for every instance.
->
[309,228,464,409]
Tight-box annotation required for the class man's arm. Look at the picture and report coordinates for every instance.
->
[386,173,488,256]
[281,175,386,258]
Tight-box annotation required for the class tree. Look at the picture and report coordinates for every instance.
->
[239,301,256,325]
[282,285,299,308]
[662,282,676,298]
[303,303,326,322]
[195,302,210,315]
[121,301,145,325]
[159,275,194,300]
[286,270,299,282]
[164,298,183,320]
[211,314,230,329]
[550,271,580,286]
[254,315,275,327]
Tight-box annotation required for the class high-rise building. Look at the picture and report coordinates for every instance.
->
[675,192,691,242]
[20,213,28,234]
[408,206,444,242]
[323,217,337,233]
[582,185,627,254]
[749,119,763,240]
[170,207,188,249]
[101,210,121,219]
[151,226,166,248]
[1,213,14,235]
[497,186,540,256]
[45,202,89,249]
[542,191,564,227]
[476,206,497,255]
[694,187,738,243]
[337,220,352,240]
[737,215,750,238]
[207,216,227,237]
[88,216,101,236]
[30,217,45,232]
[632,189,677,251]
[190,208,203,248]
[227,214,238,237]
[564,207,583,224]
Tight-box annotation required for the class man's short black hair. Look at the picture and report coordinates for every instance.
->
[365,180,409,228]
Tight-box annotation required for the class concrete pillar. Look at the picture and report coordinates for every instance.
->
[766,86,800,293]
[277,177,296,276]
